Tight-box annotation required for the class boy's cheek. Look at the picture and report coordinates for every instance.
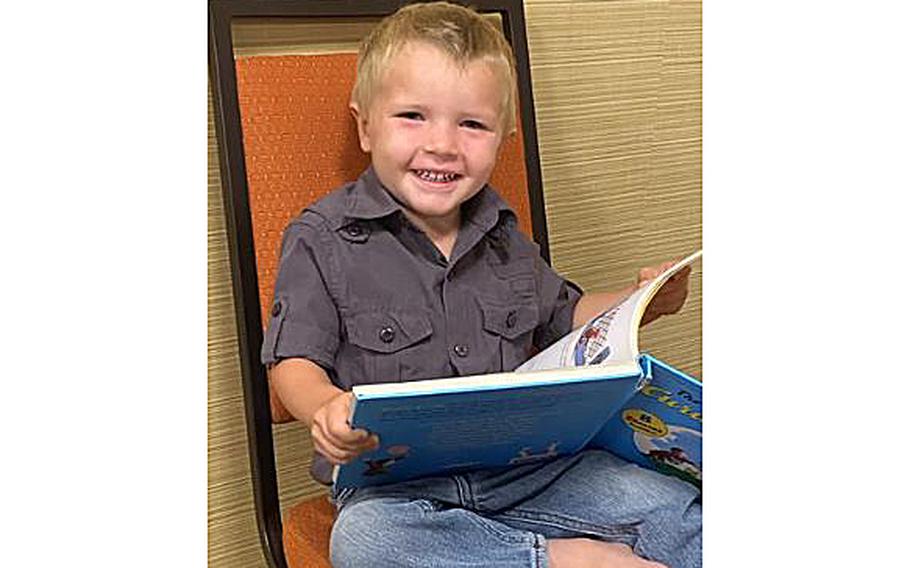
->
[385,125,423,149]
[463,136,503,162]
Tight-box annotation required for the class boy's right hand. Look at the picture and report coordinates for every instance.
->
[310,391,380,465]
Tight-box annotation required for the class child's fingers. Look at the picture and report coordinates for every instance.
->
[364,433,380,450]
[312,423,377,464]
[638,267,659,281]
[340,427,376,449]
[640,259,679,280]
[309,392,380,464]
[670,265,691,281]
[324,419,366,447]
[638,262,679,288]
[320,393,363,442]
[311,425,357,464]
[326,420,379,453]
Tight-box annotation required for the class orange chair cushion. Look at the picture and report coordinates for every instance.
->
[235,52,532,424]
[282,495,336,568]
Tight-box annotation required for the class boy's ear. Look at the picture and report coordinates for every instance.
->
[349,102,372,153]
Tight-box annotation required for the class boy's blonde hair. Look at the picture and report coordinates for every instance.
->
[351,1,518,134]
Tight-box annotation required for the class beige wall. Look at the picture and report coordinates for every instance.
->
[208,1,701,565]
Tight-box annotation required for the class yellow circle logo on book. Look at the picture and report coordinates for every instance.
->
[622,409,669,437]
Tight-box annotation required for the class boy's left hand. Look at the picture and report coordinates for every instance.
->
[638,259,691,326]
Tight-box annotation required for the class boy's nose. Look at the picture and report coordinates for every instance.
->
[423,123,458,156]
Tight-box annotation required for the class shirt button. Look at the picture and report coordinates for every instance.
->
[506,310,517,329]
[271,301,282,317]
[453,344,469,357]
[379,326,396,343]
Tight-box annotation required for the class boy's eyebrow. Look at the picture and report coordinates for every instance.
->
[387,100,430,111]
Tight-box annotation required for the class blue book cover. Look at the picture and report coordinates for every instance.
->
[333,251,702,490]
[592,355,702,489]
[333,362,644,489]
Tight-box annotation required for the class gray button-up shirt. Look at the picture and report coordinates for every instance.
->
[262,167,582,483]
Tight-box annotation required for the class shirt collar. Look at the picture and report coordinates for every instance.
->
[340,166,516,234]
[342,166,402,224]
[461,181,516,235]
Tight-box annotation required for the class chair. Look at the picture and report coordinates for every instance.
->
[209,1,548,566]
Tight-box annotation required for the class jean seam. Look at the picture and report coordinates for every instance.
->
[462,512,538,545]
[454,474,475,509]
[534,533,547,568]
[413,498,440,514]
[497,508,641,540]
[331,487,356,510]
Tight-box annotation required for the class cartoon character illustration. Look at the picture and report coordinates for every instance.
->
[633,426,702,488]
[362,444,411,477]
[573,309,618,365]
[648,447,701,481]
[509,442,560,465]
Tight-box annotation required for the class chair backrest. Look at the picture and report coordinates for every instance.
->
[210,2,545,567]
[236,51,537,422]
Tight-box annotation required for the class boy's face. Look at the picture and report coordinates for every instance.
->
[352,41,507,232]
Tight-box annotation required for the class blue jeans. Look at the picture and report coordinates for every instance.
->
[330,449,701,568]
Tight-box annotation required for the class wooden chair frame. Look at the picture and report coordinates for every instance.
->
[208,1,548,566]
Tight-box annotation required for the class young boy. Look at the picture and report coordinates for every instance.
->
[262,3,700,567]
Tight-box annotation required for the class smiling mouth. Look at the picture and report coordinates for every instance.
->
[412,169,462,184]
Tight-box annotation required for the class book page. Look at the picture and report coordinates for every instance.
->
[516,251,702,373]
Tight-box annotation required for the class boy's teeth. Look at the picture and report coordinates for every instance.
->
[415,169,457,183]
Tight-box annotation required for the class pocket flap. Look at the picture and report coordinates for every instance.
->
[345,310,433,353]
[480,301,538,340]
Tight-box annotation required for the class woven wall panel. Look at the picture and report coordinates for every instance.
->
[638,0,701,373]
[232,17,379,56]
[209,2,701,566]
[526,0,701,376]
[209,81,261,567]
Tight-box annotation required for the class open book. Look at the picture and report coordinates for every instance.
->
[333,251,703,489]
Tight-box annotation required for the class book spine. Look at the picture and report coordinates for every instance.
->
[635,354,653,392]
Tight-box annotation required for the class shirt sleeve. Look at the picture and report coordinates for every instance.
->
[533,253,584,350]
[260,217,340,371]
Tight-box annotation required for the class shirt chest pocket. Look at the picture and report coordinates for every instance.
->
[479,300,539,371]
[343,310,434,383]
[486,251,538,300]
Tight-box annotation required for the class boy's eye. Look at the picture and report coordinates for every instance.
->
[395,111,424,121]
[461,119,489,131]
